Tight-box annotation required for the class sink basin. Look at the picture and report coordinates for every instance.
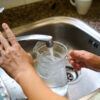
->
[18,17,100,55]
[17,17,100,100]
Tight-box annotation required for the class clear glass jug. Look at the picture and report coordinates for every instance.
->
[33,41,70,88]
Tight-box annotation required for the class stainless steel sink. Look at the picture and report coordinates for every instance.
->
[18,17,100,100]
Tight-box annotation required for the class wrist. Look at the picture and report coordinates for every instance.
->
[14,65,35,82]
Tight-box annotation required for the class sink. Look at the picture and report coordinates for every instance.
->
[1,17,99,100]
[18,17,100,55]
[17,17,100,100]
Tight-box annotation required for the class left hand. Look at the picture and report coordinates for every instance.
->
[0,23,34,79]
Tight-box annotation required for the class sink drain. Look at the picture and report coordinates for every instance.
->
[65,66,80,83]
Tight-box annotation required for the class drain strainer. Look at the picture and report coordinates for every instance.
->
[66,66,80,83]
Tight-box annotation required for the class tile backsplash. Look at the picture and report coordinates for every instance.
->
[0,0,43,9]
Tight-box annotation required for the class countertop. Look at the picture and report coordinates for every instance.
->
[0,0,100,34]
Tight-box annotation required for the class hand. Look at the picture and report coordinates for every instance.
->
[0,23,34,79]
[69,50,100,71]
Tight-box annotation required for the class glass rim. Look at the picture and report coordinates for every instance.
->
[35,41,68,63]
[37,41,68,53]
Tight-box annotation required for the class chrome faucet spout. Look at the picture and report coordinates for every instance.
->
[16,34,53,47]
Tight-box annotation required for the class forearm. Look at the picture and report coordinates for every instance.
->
[16,66,68,100]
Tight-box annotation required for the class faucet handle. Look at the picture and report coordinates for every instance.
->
[0,7,5,13]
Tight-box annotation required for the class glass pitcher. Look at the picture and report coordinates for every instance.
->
[33,41,71,88]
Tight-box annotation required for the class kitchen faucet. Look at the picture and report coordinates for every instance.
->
[16,34,53,47]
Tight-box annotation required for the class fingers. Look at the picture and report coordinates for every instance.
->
[69,50,81,59]
[69,50,88,61]
[0,43,3,50]
[2,23,17,45]
[0,31,10,50]
[70,60,81,70]
[0,43,5,65]
[69,50,89,70]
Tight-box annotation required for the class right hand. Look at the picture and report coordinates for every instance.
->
[69,50,100,71]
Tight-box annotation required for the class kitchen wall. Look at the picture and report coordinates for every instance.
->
[0,0,43,9]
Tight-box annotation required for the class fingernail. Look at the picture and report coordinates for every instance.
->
[2,23,8,29]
